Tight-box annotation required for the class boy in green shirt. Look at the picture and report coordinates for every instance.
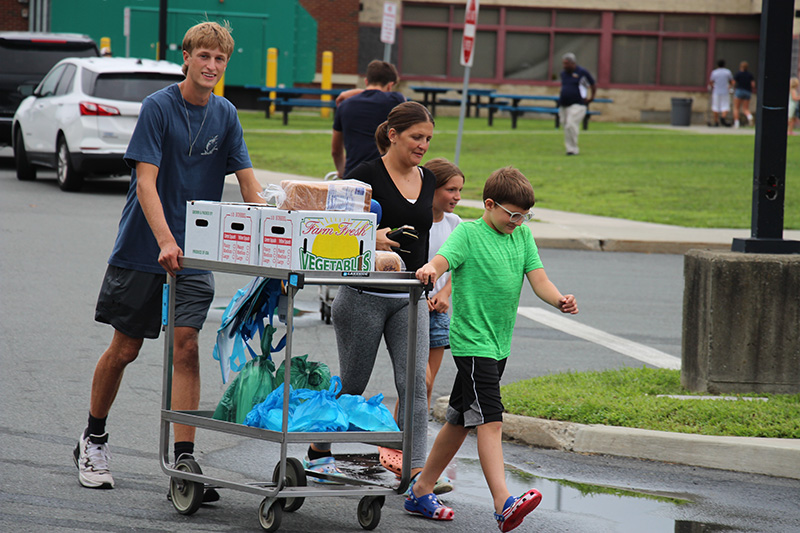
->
[408,166,578,531]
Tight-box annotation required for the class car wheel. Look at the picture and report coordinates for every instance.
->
[56,135,84,192]
[14,128,37,181]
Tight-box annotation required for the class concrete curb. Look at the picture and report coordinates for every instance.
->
[432,397,800,480]
[239,169,800,255]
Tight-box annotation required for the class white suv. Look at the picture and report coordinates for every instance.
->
[12,56,184,191]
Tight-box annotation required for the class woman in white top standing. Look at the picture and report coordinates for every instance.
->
[422,158,465,408]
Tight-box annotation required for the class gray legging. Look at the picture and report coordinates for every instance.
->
[315,286,429,469]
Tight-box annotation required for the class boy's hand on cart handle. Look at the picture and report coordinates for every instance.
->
[558,294,578,314]
[416,263,439,286]
[158,242,183,277]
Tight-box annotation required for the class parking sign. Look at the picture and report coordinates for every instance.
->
[381,2,398,45]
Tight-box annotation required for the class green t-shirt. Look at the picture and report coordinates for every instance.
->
[438,218,543,360]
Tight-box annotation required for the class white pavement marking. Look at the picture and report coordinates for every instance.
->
[517,307,682,370]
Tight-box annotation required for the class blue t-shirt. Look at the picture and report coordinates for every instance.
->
[559,66,595,107]
[334,90,405,177]
[110,83,252,274]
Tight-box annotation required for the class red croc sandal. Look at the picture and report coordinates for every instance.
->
[495,489,542,532]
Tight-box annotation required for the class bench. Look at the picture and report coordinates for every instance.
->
[246,85,345,124]
[482,95,612,130]
[256,96,337,125]
[409,86,496,118]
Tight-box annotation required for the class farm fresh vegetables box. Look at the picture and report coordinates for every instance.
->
[260,210,377,271]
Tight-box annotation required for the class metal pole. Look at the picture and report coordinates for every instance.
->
[158,0,168,61]
[732,0,800,254]
[454,66,471,166]
[383,43,392,63]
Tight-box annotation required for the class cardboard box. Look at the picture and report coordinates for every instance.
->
[185,201,221,260]
[260,209,377,271]
[219,204,260,265]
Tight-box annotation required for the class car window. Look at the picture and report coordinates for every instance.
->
[37,64,66,97]
[82,72,184,103]
[55,64,77,96]
[2,43,97,76]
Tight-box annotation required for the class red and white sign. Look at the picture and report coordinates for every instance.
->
[380,2,398,45]
[460,0,480,67]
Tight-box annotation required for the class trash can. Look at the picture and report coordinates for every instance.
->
[670,98,693,126]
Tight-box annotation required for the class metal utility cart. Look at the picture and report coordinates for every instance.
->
[160,257,426,531]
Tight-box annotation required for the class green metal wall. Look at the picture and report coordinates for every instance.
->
[49,0,317,87]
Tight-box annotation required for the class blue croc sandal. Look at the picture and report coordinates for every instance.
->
[405,488,455,520]
[495,489,542,532]
[303,456,345,485]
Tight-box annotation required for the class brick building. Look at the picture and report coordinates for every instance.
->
[356,0,799,123]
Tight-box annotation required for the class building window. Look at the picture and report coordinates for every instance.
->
[398,3,759,90]
[661,38,708,86]
[504,32,550,80]
[403,27,448,76]
[611,36,657,85]
[450,29,497,79]
[555,11,601,29]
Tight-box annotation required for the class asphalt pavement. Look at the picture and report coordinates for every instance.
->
[242,167,800,482]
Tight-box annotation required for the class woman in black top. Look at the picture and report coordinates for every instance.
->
[733,61,756,128]
[305,102,437,486]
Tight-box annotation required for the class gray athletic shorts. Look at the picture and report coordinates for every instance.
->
[95,265,214,339]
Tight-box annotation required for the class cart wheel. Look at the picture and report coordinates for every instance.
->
[258,497,283,532]
[324,303,332,325]
[272,457,307,512]
[357,496,384,530]
[169,457,204,515]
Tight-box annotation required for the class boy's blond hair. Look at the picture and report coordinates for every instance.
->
[181,21,235,75]
[482,166,535,209]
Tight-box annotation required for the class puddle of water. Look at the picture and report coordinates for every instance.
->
[446,458,682,532]
[333,454,734,532]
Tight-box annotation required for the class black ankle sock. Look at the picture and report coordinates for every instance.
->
[307,447,332,461]
[86,414,107,441]
[174,441,195,461]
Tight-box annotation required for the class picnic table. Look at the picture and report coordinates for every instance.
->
[245,85,346,125]
[482,93,613,129]
[409,86,496,118]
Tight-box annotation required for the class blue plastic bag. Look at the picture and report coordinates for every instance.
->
[289,377,349,432]
[338,393,400,432]
[244,383,301,431]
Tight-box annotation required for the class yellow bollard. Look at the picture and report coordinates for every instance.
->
[321,51,333,118]
[213,72,225,97]
[266,47,278,116]
[100,37,111,57]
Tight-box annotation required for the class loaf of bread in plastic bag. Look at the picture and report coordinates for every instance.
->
[278,179,372,212]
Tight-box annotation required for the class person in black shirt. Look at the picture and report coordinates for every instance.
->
[331,60,405,178]
[558,53,596,155]
[306,102,439,490]
[733,61,756,128]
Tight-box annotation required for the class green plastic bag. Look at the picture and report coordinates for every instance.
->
[213,355,276,424]
[275,354,331,391]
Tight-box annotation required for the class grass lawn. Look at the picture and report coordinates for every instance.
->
[501,367,800,439]
[240,111,800,229]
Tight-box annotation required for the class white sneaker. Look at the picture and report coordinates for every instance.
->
[73,432,114,489]
[734,120,740,128]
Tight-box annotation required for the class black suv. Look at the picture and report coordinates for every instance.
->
[0,32,99,146]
